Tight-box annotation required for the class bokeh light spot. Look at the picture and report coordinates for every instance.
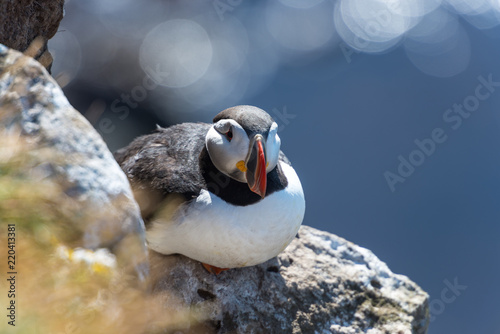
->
[139,19,213,88]
[404,10,471,77]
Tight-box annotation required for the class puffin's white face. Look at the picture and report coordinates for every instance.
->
[206,119,281,197]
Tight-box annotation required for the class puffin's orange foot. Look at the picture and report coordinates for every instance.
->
[202,263,228,275]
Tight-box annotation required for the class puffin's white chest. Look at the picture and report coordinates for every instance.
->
[146,162,305,268]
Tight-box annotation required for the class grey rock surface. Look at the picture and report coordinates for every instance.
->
[150,225,429,334]
[0,45,148,280]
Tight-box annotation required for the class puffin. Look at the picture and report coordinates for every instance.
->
[114,105,305,274]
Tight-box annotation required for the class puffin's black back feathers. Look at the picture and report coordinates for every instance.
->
[115,123,210,198]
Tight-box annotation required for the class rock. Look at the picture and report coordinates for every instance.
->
[150,225,429,334]
[0,0,65,71]
[0,45,148,281]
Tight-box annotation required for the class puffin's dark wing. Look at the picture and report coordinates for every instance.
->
[115,123,211,198]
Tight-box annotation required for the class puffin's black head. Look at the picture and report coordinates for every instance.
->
[205,105,281,198]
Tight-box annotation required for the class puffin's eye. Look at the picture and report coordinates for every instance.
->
[225,129,233,141]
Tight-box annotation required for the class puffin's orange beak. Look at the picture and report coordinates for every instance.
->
[245,135,267,199]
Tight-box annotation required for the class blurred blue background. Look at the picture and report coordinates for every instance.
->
[50,1,500,333]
